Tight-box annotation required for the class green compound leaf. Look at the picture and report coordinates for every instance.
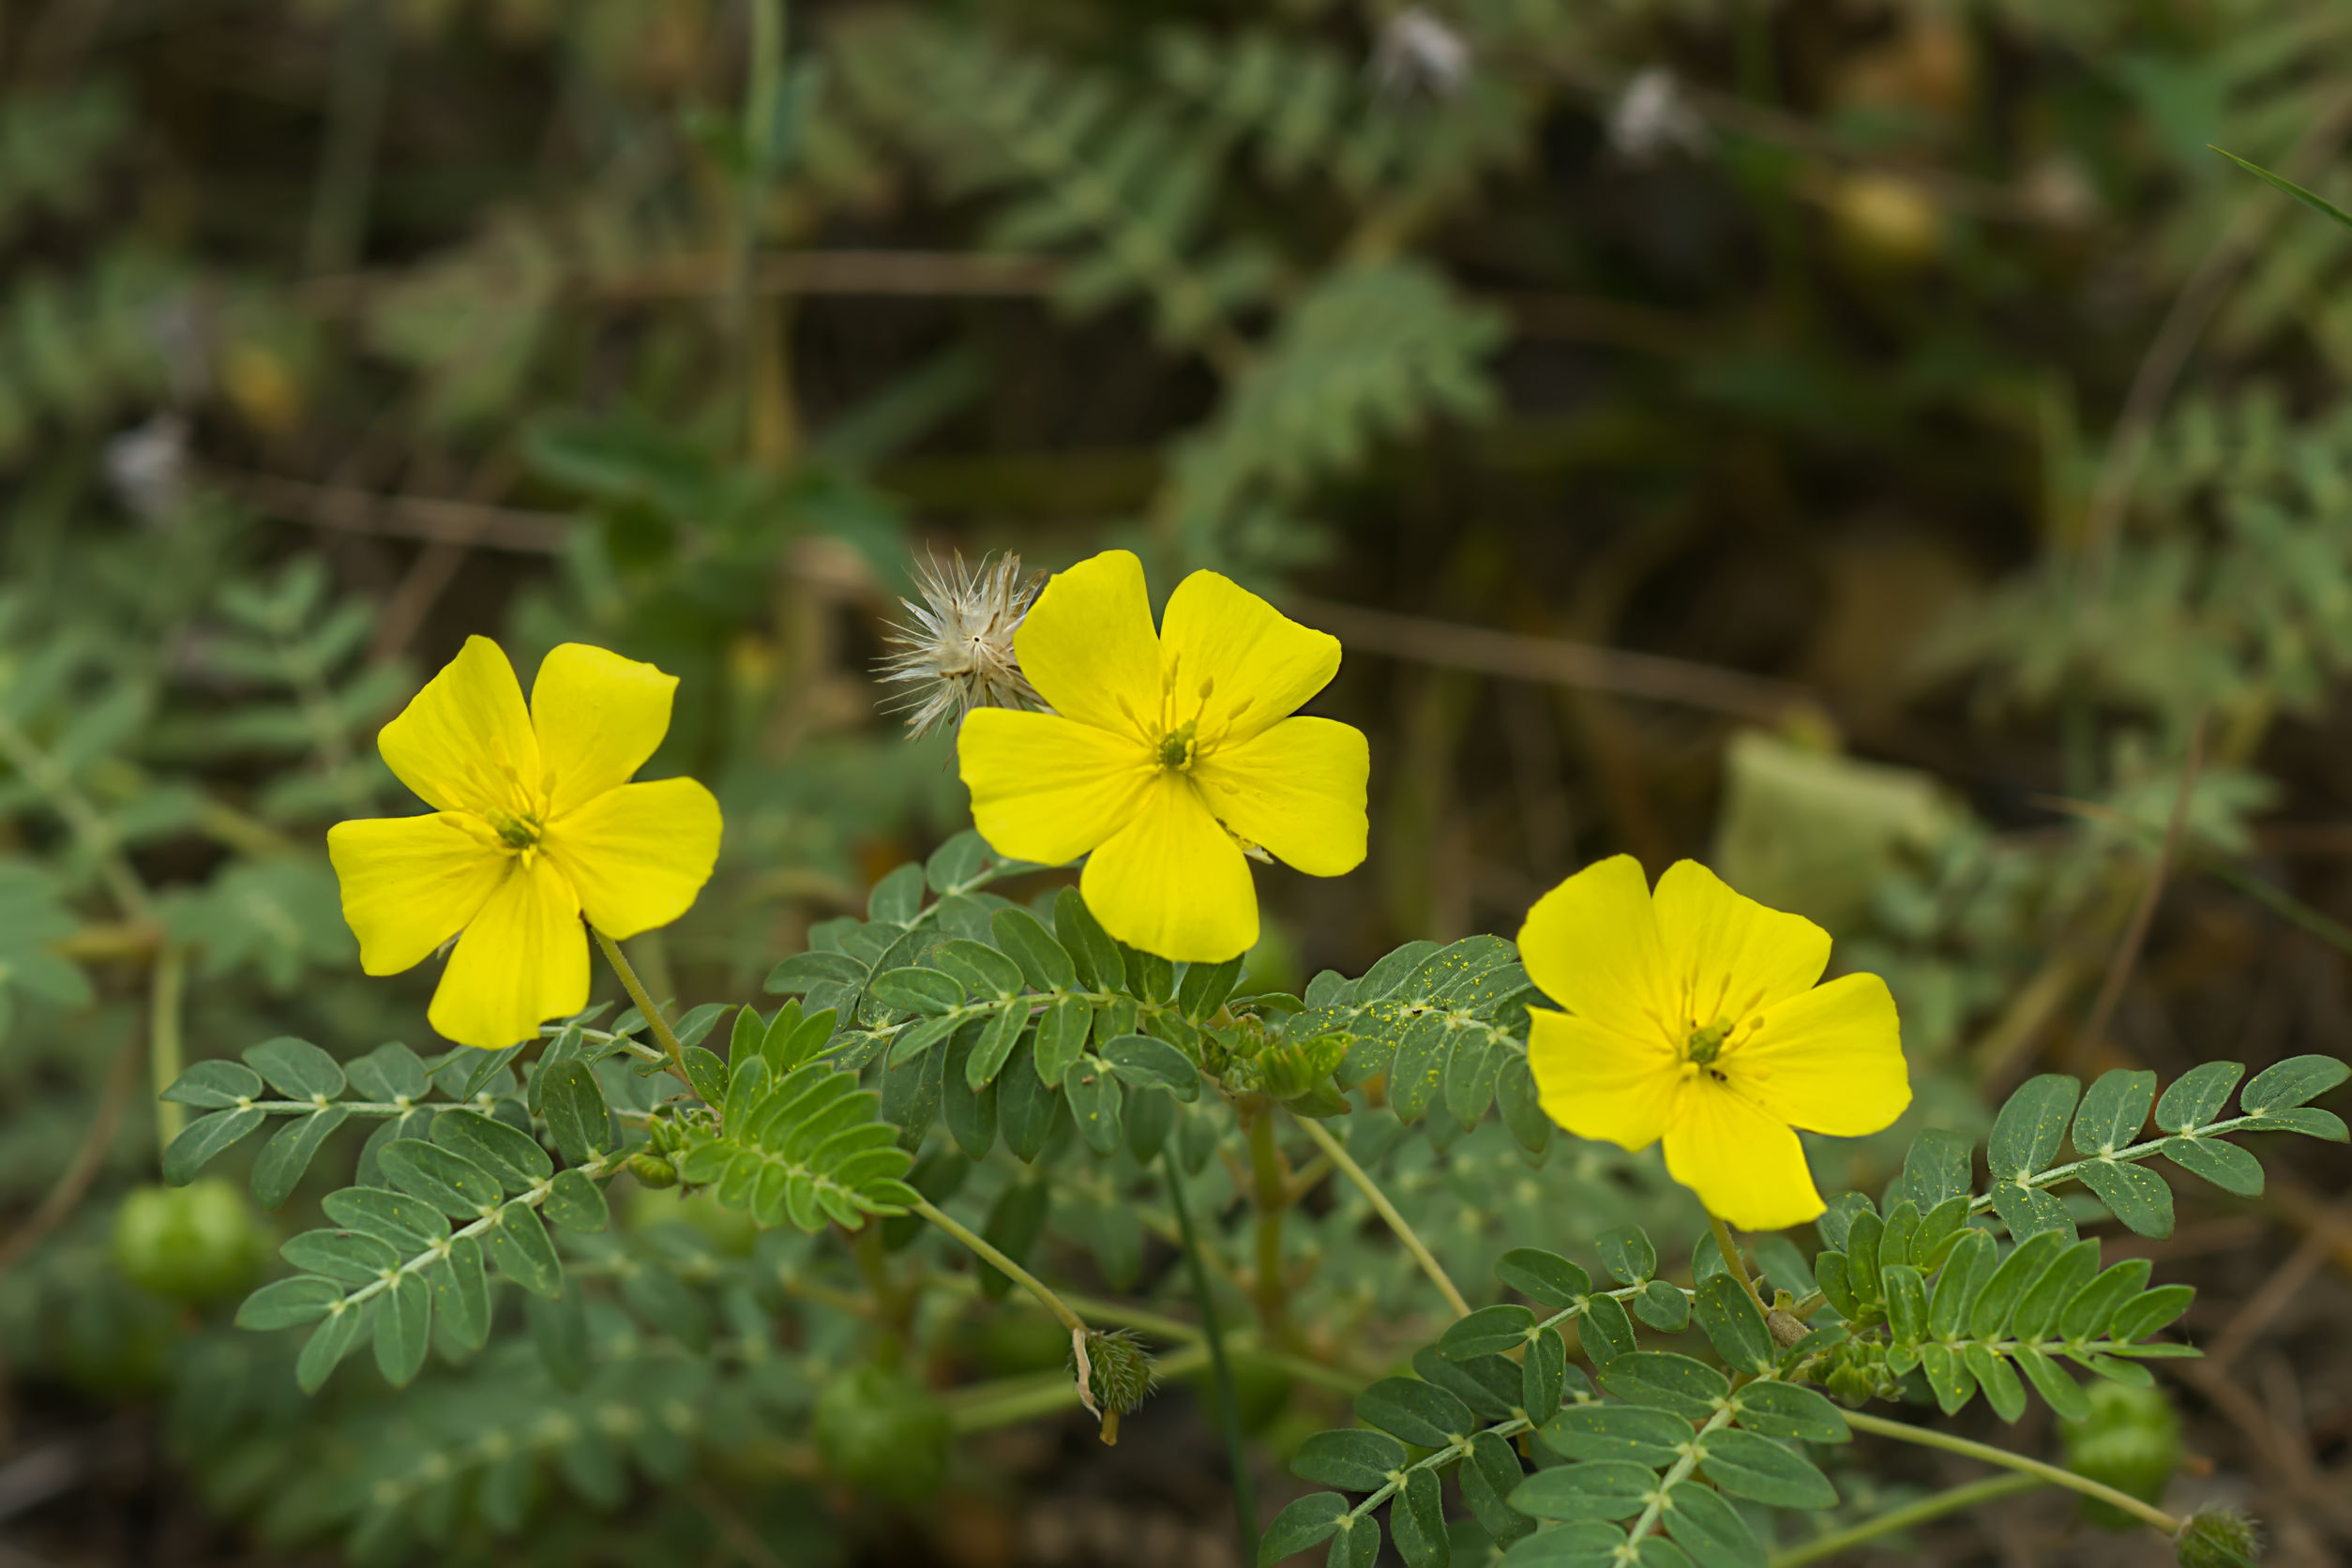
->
[2239,1054,2350,1115]
[1063,1058,1124,1155]
[2075,1157,2174,1239]
[1461,1429,1532,1545]
[251,1104,351,1209]
[765,949,867,996]
[1354,1376,1474,1448]
[294,1302,369,1394]
[937,938,1025,1001]
[1391,1466,1446,1568]
[989,905,1076,993]
[235,1274,345,1331]
[348,1041,431,1105]
[1926,1228,1997,1339]
[1053,887,1125,993]
[1580,1292,1639,1364]
[243,1035,347,1101]
[1966,1342,2028,1422]
[1414,1345,1515,1422]
[2156,1062,2245,1132]
[867,862,926,922]
[2109,1282,2195,1343]
[372,1268,431,1387]
[321,1186,446,1252]
[1969,1229,2068,1340]
[376,1138,505,1218]
[1989,1179,2075,1244]
[681,1045,729,1106]
[1635,1279,1691,1333]
[867,967,967,1016]
[1498,1247,1591,1308]
[1523,1325,1568,1425]
[1290,1428,1405,1491]
[2060,1258,2153,1342]
[2163,1136,2265,1196]
[1540,1403,1690,1467]
[2011,1238,2103,1341]
[538,1058,613,1164]
[1257,1492,1348,1564]
[542,1168,610,1232]
[2013,1344,2091,1420]
[430,1108,553,1189]
[1732,1381,1848,1442]
[1693,1276,1773,1374]
[1100,1032,1200,1099]
[161,1058,265,1108]
[1604,1352,1729,1420]
[1988,1074,2080,1184]
[2073,1069,2156,1157]
[1900,1128,1974,1210]
[1511,1460,1656,1521]
[1696,1427,1836,1508]
[2243,1106,2349,1140]
[484,1204,564,1299]
[1176,954,1243,1019]
[1497,1522,1630,1566]
[1661,1477,1765,1568]
[1327,1514,1382,1568]
[1881,1263,1929,1344]
[280,1226,400,1285]
[1439,1304,1536,1361]
[1596,1225,1656,1286]
[433,1233,491,1351]
[162,1106,264,1185]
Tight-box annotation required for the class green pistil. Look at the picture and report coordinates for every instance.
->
[487,809,542,852]
[1685,1018,1732,1066]
[1157,722,1198,771]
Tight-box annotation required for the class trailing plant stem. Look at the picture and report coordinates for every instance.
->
[1295,1112,1470,1319]
[1244,1102,1291,1340]
[590,927,692,1089]
[1844,1410,2181,1535]
[911,1197,1086,1336]
[1768,1472,2042,1566]
[1165,1148,1257,1568]
[150,943,187,1154]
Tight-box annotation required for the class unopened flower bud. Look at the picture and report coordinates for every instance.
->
[626,1153,679,1188]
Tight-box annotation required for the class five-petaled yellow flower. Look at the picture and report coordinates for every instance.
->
[327,637,722,1050]
[957,550,1368,963]
[1517,855,1909,1230]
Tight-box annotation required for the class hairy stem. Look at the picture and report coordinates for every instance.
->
[590,927,692,1089]
[150,943,187,1155]
[1710,1213,1769,1312]
[1244,1103,1291,1341]
[1843,1410,2180,1535]
[1295,1112,1471,1319]
[1166,1148,1257,1568]
[911,1196,1087,1336]
[1768,1472,2043,1566]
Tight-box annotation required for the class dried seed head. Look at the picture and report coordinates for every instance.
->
[878,552,1045,740]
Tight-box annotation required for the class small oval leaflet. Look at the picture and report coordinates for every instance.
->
[1290,1428,1405,1491]
[1354,1376,1474,1449]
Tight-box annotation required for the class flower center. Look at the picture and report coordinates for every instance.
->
[486,808,543,853]
[1684,1018,1732,1067]
[1157,721,1199,772]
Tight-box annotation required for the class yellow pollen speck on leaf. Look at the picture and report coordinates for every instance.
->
[326,637,723,1051]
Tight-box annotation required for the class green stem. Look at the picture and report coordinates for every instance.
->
[150,943,186,1157]
[1843,1410,2181,1535]
[1769,1472,2043,1566]
[0,710,153,924]
[1711,1213,1769,1312]
[912,1196,1086,1336]
[590,927,691,1088]
[1244,1104,1291,1340]
[1294,1112,1471,1319]
[1166,1148,1257,1568]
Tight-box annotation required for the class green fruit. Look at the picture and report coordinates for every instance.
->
[2175,1507,2264,1568]
[813,1364,950,1501]
[111,1180,269,1304]
[2061,1380,2181,1530]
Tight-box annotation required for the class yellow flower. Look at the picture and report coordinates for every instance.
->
[957,550,1368,963]
[1516,855,1909,1230]
[327,637,722,1050]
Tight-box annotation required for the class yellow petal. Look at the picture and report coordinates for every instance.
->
[428,855,588,1049]
[1192,716,1367,876]
[543,776,723,940]
[530,643,678,818]
[1526,1008,1680,1150]
[1663,1081,1826,1230]
[1013,550,1163,741]
[1651,860,1831,1027]
[1080,773,1257,962]
[1159,570,1341,746]
[325,814,507,975]
[1515,854,1674,1043]
[378,635,542,816]
[1727,972,1909,1136]
[958,708,1153,866]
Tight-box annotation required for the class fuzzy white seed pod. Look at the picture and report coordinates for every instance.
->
[878,552,1046,740]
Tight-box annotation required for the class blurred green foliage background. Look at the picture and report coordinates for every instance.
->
[2,0,2352,1562]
